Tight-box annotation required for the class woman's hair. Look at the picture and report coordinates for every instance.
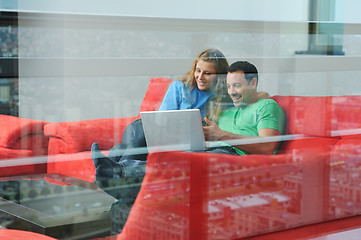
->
[181,48,228,90]
[179,48,232,122]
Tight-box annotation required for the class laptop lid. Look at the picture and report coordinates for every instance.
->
[140,109,206,152]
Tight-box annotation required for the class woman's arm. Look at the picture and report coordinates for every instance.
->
[258,91,270,99]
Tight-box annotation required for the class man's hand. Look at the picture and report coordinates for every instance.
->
[202,118,225,141]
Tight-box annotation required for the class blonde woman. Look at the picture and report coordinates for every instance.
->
[91,48,231,180]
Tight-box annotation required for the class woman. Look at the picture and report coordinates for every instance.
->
[159,48,231,122]
[91,48,232,181]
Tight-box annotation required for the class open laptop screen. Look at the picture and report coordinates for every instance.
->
[140,109,206,152]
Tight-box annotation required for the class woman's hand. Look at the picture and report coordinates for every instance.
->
[258,91,270,99]
[202,118,225,141]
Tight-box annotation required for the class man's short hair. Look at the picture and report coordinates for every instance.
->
[229,61,258,83]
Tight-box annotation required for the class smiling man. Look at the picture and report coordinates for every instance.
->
[203,61,286,155]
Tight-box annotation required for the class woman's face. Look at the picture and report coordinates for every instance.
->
[194,60,217,92]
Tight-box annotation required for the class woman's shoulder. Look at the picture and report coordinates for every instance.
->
[257,98,284,112]
[257,98,278,105]
[170,80,186,88]
[169,80,193,93]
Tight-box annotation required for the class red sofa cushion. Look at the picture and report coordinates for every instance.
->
[45,117,137,154]
[0,114,48,153]
[271,95,298,135]
[272,95,361,138]
[331,138,361,162]
[331,95,361,139]
[0,229,56,240]
[299,96,333,137]
[11,134,49,155]
[137,78,172,117]
[272,96,334,137]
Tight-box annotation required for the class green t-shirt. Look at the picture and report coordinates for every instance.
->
[217,99,285,155]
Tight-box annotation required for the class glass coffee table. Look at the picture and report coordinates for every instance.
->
[0,173,117,239]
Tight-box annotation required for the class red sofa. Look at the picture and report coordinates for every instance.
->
[0,114,49,177]
[43,79,361,239]
[1,77,361,239]
[0,78,171,179]
[115,94,361,239]
[113,93,361,239]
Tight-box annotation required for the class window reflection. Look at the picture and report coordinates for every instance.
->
[1,3,361,240]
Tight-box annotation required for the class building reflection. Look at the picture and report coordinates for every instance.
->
[111,144,361,239]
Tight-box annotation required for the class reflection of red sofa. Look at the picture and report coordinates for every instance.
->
[0,78,171,179]
[0,114,49,177]
[42,78,361,238]
[1,76,361,239]
[113,95,361,239]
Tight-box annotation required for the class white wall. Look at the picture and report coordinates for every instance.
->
[5,0,361,24]
[3,0,308,22]
[8,0,361,121]
[17,13,312,122]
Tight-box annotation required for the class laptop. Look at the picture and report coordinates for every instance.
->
[140,109,206,152]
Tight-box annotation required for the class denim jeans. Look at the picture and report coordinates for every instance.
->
[119,118,148,162]
[118,159,146,178]
[113,146,238,180]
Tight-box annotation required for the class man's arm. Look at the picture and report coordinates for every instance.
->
[203,118,281,155]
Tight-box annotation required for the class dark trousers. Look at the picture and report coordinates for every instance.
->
[109,119,148,163]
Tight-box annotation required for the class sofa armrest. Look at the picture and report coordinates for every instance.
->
[0,114,48,149]
[118,150,293,240]
[44,116,137,154]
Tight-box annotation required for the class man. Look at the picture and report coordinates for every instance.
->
[203,61,285,156]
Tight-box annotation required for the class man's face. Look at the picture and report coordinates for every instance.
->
[226,71,257,107]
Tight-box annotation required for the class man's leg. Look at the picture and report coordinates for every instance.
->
[91,119,147,180]
[205,146,240,155]
[119,119,148,162]
[108,143,127,162]
[91,142,124,180]
[91,142,145,199]
[91,142,146,180]
[119,159,146,178]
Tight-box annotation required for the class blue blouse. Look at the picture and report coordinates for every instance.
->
[158,81,212,119]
